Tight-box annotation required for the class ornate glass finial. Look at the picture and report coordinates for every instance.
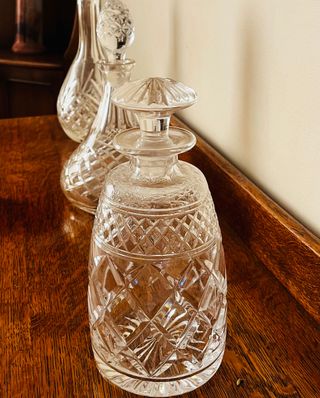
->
[113,77,197,111]
[97,0,135,60]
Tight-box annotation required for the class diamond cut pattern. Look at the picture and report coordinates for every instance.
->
[153,294,196,346]
[94,316,125,356]
[127,322,175,375]
[90,254,124,307]
[62,130,127,208]
[61,102,138,210]
[58,67,103,142]
[89,237,227,379]
[183,314,213,364]
[106,290,149,343]
[128,265,172,318]
[95,199,218,255]
[179,259,210,309]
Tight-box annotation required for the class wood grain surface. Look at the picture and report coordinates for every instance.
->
[0,116,319,398]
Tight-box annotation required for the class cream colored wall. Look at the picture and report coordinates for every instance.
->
[125,0,320,236]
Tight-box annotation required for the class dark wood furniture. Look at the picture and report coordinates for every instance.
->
[0,0,76,118]
[0,116,319,397]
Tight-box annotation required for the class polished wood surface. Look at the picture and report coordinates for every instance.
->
[0,116,319,398]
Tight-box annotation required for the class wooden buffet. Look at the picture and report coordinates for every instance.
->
[0,115,319,397]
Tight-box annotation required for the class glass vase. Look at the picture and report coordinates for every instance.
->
[57,0,107,143]
[88,78,227,397]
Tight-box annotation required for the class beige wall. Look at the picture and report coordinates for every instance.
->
[125,0,320,236]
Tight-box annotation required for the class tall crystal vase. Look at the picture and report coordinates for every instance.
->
[57,0,107,143]
[88,78,227,397]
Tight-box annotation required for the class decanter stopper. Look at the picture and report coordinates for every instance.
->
[97,0,135,61]
[112,78,197,155]
[113,77,197,112]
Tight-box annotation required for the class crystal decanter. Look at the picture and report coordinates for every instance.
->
[60,0,138,214]
[88,78,227,397]
[57,0,109,143]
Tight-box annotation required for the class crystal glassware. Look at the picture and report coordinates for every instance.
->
[88,78,227,397]
[60,0,137,214]
[57,0,109,143]
[60,60,137,213]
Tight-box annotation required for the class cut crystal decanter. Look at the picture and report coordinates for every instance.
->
[60,0,138,214]
[88,78,227,397]
[57,0,110,143]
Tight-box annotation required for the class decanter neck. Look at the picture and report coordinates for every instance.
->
[130,155,179,181]
[128,115,179,181]
[99,59,135,89]
[136,114,176,154]
[77,0,106,61]
[139,115,170,134]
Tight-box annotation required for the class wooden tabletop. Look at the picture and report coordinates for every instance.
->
[0,115,319,398]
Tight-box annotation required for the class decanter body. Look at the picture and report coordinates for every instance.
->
[61,60,137,214]
[88,78,227,397]
[57,0,107,143]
